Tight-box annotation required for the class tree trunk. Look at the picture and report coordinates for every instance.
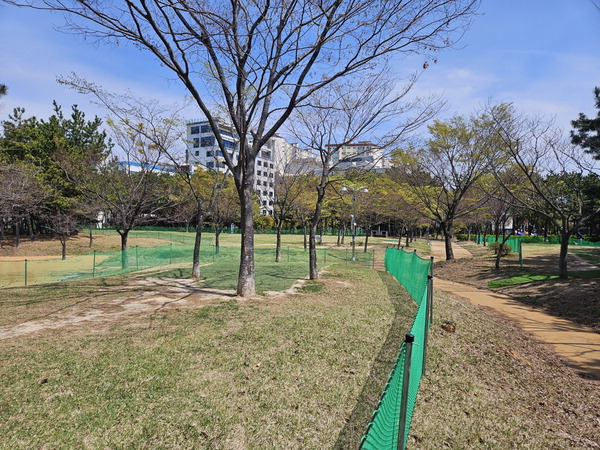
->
[0,220,4,249]
[119,229,130,269]
[275,223,282,262]
[337,223,342,246]
[236,167,256,297]
[309,189,325,280]
[15,220,20,248]
[363,232,369,253]
[303,224,307,250]
[341,223,346,245]
[405,229,409,247]
[27,215,35,240]
[558,225,570,278]
[88,223,94,248]
[192,200,203,281]
[467,226,471,242]
[60,235,67,260]
[441,221,454,260]
[397,227,403,250]
[483,223,488,246]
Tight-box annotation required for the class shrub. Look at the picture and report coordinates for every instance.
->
[489,241,512,256]
[455,233,469,241]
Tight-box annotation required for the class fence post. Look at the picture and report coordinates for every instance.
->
[429,257,434,324]
[92,251,96,277]
[24,259,28,286]
[519,239,523,269]
[398,334,414,450]
[423,269,434,377]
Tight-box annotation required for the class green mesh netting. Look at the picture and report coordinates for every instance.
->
[0,242,373,288]
[361,248,432,450]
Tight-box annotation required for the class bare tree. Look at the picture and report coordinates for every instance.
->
[486,103,600,277]
[4,0,478,296]
[393,114,494,260]
[288,74,440,278]
[0,163,48,248]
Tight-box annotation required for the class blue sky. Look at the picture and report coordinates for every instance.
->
[1,1,599,137]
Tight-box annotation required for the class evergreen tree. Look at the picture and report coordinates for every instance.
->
[571,87,600,159]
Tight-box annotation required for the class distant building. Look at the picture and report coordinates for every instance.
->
[186,117,275,215]
[116,160,179,174]
[328,141,389,172]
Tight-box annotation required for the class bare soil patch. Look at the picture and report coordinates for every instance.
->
[0,277,236,340]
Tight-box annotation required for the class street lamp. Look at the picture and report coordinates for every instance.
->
[341,184,369,261]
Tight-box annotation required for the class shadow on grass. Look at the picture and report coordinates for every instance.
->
[333,271,417,449]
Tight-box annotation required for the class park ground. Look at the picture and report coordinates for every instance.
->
[0,232,599,448]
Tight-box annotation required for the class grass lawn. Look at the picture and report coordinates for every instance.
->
[0,265,416,448]
[410,289,600,448]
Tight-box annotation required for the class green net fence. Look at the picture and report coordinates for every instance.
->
[360,248,432,449]
[474,235,521,253]
[0,244,374,289]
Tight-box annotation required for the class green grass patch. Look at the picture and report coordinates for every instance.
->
[0,265,416,448]
[297,281,324,293]
[488,273,559,288]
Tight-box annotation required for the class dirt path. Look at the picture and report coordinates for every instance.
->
[0,278,236,341]
[429,239,472,261]
[429,241,600,379]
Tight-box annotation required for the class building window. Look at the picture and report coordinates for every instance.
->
[200,125,211,133]
[262,200,267,206]
[263,181,267,186]
[190,125,200,134]
[220,129,234,138]
[207,161,214,168]
[224,139,236,149]
[269,182,273,187]
[269,200,273,206]
[206,150,213,157]
[201,136,215,147]
[257,160,261,166]
[195,151,200,156]
[193,138,200,148]
[257,170,261,176]
[268,173,273,178]
[268,191,273,196]
[263,191,268,196]
[269,163,273,168]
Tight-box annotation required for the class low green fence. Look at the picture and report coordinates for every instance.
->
[0,243,374,289]
[360,248,433,449]
[92,225,368,236]
[520,235,600,247]
[474,235,521,253]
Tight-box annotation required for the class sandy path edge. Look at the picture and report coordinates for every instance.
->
[435,278,600,379]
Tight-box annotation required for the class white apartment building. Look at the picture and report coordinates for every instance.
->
[328,141,389,172]
[186,118,276,215]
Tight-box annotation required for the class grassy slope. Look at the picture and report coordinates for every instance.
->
[0,265,416,448]
[410,289,600,449]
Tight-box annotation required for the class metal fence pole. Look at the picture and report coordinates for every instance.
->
[423,271,434,377]
[398,334,414,450]
[92,251,96,277]
[24,259,28,286]
[429,257,434,324]
[519,239,523,269]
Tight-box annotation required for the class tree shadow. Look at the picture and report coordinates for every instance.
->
[333,271,417,449]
